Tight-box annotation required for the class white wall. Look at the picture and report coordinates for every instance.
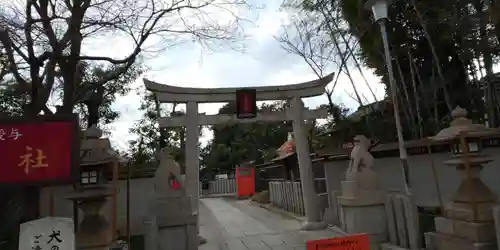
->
[324,147,500,207]
[40,178,155,235]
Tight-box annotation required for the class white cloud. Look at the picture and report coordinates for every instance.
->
[96,0,387,152]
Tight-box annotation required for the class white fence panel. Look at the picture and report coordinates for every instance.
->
[208,179,236,195]
[269,181,305,216]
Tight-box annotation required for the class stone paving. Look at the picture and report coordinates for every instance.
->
[199,198,343,250]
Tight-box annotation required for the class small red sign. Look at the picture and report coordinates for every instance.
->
[306,234,370,250]
[0,116,78,185]
[236,167,255,197]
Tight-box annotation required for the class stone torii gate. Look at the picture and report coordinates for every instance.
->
[144,72,334,232]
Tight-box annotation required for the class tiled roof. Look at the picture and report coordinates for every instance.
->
[277,139,295,155]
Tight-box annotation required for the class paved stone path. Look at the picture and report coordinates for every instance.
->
[199,198,342,250]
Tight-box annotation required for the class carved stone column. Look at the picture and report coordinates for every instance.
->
[66,125,116,250]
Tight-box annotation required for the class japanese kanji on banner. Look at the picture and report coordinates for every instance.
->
[19,217,74,250]
[0,116,78,184]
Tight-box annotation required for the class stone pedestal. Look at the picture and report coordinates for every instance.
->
[75,198,113,250]
[151,149,199,250]
[338,180,387,249]
[150,196,198,250]
[143,216,157,250]
[425,107,500,250]
[424,175,498,250]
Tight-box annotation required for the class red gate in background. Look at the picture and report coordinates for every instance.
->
[236,167,255,198]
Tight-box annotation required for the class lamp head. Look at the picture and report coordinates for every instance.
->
[364,0,392,22]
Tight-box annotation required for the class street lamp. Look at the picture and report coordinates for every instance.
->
[365,0,411,193]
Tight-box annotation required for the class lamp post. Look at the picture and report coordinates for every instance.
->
[365,0,411,193]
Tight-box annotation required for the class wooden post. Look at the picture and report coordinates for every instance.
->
[111,159,118,238]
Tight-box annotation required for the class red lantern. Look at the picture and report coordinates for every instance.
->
[236,89,257,119]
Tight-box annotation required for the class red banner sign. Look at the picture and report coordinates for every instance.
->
[0,117,78,185]
[306,234,370,250]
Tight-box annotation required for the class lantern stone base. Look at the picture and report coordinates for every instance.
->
[444,200,496,222]
[73,198,113,250]
[425,214,497,250]
[435,217,496,242]
[76,214,113,250]
[425,231,496,250]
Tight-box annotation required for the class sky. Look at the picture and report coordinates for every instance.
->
[85,0,387,151]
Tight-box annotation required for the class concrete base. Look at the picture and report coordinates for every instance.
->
[338,197,387,247]
[300,220,327,231]
[425,216,497,250]
[157,224,198,250]
[434,217,496,242]
[444,200,496,222]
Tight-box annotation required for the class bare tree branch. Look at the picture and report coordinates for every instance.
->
[0,0,248,115]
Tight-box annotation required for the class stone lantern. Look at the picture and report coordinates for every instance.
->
[426,106,499,250]
[65,125,118,250]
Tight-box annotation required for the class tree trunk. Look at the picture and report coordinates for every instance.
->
[475,0,496,127]
[407,49,424,138]
[394,58,417,139]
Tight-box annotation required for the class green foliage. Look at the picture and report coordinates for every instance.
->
[284,0,497,139]
[72,62,144,128]
[128,93,193,166]
[200,101,349,172]
[64,61,145,129]
[0,61,143,132]
[128,92,167,165]
[201,101,292,172]
[338,0,493,128]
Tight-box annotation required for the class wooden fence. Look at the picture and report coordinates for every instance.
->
[269,181,305,215]
[203,179,236,196]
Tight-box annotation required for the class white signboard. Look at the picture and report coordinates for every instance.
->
[19,217,74,250]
